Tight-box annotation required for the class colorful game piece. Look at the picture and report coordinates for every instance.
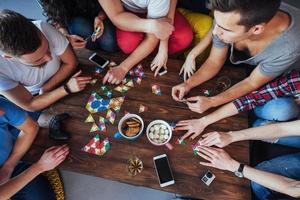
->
[106,109,116,124]
[84,114,95,123]
[192,143,201,156]
[169,122,176,131]
[82,135,110,156]
[202,89,212,97]
[175,138,187,145]
[104,90,112,98]
[114,131,122,139]
[124,80,134,87]
[114,85,130,93]
[109,97,125,112]
[90,123,100,132]
[127,157,143,176]
[134,77,142,85]
[91,27,101,41]
[138,104,148,113]
[95,66,104,74]
[152,84,162,96]
[86,93,110,113]
[98,117,107,132]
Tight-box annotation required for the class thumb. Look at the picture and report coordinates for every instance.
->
[72,70,82,78]
[187,96,199,102]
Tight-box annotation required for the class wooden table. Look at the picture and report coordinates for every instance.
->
[24,50,250,199]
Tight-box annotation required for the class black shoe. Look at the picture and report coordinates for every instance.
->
[49,113,70,141]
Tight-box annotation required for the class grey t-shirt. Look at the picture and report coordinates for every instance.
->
[212,3,300,77]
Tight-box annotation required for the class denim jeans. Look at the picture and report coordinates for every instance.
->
[68,16,118,52]
[251,153,300,200]
[11,162,55,200]
[253,97,300,148]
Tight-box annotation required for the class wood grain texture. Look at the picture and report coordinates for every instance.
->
[23,50,251,199]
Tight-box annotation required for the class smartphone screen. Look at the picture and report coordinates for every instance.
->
[89,53,109,67]
[154,155,174,185]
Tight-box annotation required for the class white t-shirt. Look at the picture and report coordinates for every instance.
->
[121,0,170,18]
[0,21,69,95]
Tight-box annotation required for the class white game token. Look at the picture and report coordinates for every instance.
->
[154,125,160,131]
[164,135,169,140]
[159,129,165,134]
[159,135,164,140]
[161,125,167,130]
[149,132,154,139]
[150,127,154,132]
[165,130,169,135]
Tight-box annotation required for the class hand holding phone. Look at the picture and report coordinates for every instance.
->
[158,67,167,76]
[153,154,175,187]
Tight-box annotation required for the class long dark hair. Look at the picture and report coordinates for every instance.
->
[38,0,101,27]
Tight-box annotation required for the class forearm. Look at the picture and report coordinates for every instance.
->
[185,58,223,89]
[29,86,68,111]
[243,165,300,198]
[120,34,159,71]
[189,29,213,59]
[4,126,38,168]
[0,164,42,200]
[231,120,300,143]
[203,102,239,126]
[42,60,77,93]
[167,0,177,23]
[212,77,259,107]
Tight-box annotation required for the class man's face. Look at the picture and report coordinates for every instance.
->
[213,10,252,43]
[17,34,52,67]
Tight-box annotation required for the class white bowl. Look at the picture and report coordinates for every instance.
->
[118,114,144,140]
[146,120,172,146]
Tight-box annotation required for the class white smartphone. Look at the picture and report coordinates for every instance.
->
[88,53,109,68]
[153,154,175,187]
[158,67,167,76]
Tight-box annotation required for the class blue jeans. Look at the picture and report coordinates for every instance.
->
[11,162,55,200]
[251,153,300,200]
[68,16,118,52]
[253,97,300,148]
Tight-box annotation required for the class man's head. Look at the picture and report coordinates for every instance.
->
[0,9,52,66]
[212,0,281,43]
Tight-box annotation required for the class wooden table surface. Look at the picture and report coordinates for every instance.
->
[23,50,251,200]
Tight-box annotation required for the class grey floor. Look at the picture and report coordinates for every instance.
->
[1,0,300,200]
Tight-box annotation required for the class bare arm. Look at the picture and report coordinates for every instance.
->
[1,117,39,174]
[1,84,68,112]
[185,45,229,90]
[230,120,300,143]
[41,45,78,93]
[211,67,275,107]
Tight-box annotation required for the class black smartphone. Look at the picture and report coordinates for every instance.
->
[153,154,175,187]
[88,53,109,68]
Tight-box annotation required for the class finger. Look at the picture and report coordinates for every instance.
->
[187,96,199,101]
[191,131,202,140]
[72,70,82,78]
[154,66,161,77]
[54,147,69,158]
[179,67,183,75]
[111,77,117,84]
[178,89,184,100]
[200,136,218,147]
[102,72,110,84]
[199,162,214,168]
[171,88,179,101]
[200,146,219,157]
[197,152,213,162]
[78,80,92,85]
[176,120,190,125]
[181,130,193,140]
[45,146,58,152]
[108,74,114,83]
[184,71,187,82]
[76,77,92,81]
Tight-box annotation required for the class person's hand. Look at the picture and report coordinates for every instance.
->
[175,117,208,140]
[198,146,240,172]
[198,131,233,148]
[66,34,87,49]
[103,66,128,85]
[171,82,191,101]
[93,16,105,41]
[66,70,92,93]
[186,96,214,113]
[149,17,174,40]
[179,54,196,81]
[34,145,70,173]
[150,47,168,77]
[0,164,14,184]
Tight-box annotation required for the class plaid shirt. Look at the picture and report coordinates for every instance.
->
[233,70,300,112]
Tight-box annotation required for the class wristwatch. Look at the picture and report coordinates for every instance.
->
[234,163,245,178]
[63,83,72,94]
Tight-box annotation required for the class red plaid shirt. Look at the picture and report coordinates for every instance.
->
[233,70,300,112]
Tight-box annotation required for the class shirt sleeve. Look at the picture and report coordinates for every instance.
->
[1,99,28,127]
[147,0,170,19]
[0,74,18,91]
[232,70,300,112]
[40,21,69,56]
[259,53,300,77]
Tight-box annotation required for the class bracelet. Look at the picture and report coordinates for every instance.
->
[63,83,72,94]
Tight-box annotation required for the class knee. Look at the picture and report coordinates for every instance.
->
[68,17,93,38]
[117,30,143,54]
